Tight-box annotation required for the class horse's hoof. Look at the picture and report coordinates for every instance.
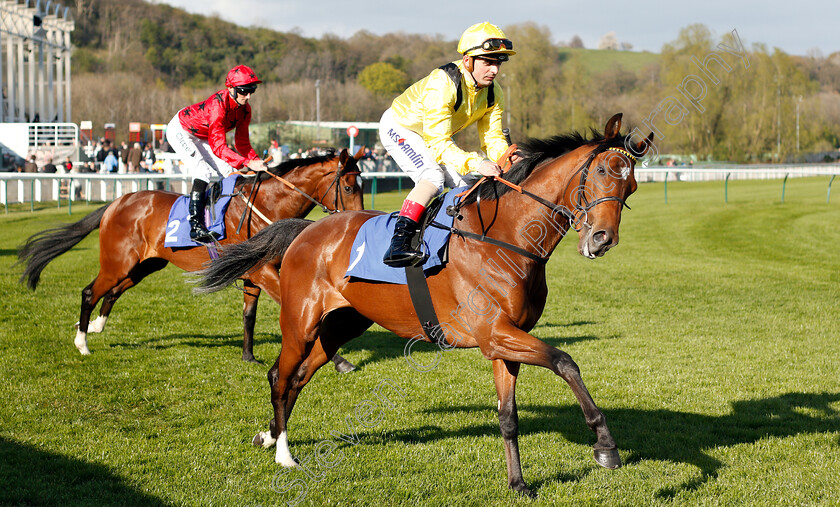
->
[253,431,276,448]
[594,448,622,469]
[510,481,535,498]
[242,355,260,364]
[334,359,356,374]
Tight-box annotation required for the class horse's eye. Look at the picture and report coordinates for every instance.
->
[597,165,607,175]
[344,185,352,193]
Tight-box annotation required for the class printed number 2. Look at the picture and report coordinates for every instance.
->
[166,219,180,243]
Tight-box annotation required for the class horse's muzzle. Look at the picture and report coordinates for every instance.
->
[579,227,617,259]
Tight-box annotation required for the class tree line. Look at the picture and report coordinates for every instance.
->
[68,0,840,162]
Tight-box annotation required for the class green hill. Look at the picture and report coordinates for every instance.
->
[558,47,660,75]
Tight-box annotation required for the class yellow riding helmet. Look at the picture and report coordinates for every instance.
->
[457,22,516,59]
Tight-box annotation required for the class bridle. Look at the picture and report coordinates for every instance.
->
[236,156,361,220]
[571,145,634,219]
[439,143,636,263]
[317,163,361,214]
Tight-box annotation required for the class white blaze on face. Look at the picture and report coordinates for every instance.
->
[605,151,632,180]
[621,164,631,180]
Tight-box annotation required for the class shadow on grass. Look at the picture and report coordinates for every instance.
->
[533,320,596,329]
[0,437,171,506]
[297,391,839,497]
[108,323,605,370]
[111,332,284,350]
[328,324,604,369]
[110,332,244,351]
[336,330,413,368]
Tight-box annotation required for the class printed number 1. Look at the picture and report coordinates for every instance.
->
[347,242,366,271]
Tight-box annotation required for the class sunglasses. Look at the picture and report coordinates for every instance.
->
[234,84,258,95]
[475,54,508,64]
[468,38,514,53]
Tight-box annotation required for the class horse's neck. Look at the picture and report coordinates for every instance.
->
[263,164,328,220]
[473,158,579,261]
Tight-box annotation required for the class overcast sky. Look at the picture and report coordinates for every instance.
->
[154,0,835,57]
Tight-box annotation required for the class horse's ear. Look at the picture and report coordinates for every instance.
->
[604,113,622,141]
[339,148,350,166]
[353,145,365,161]
[634,132,655,157]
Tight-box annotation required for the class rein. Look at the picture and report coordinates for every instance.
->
[234,168,334,214]
[442,143,634,263]
[232,156,360,224]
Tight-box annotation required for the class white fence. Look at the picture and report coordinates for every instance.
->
[634,164,840,182]
[0,173,192,212]
[2,163,839,213]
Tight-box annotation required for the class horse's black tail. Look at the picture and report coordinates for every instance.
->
[193,218,313,294]
[17,204,110,290]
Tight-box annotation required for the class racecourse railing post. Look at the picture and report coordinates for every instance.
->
[664,171,669,204]
[828,175,836,204]
[725,172,731,203]
[68,178,73,215]
[371,176,377,209]
[30,180,34,212]
[781,173,789,203]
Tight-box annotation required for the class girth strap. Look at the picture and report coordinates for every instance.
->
[405,264,444,345]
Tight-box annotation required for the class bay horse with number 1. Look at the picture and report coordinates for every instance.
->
[18,148,364,367]
[195,114,654,495]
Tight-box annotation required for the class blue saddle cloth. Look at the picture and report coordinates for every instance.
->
[345,188,464,284]
[164,175,239,248]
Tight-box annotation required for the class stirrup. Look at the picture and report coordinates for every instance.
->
[383,250,426,268]
[190,224,219,244]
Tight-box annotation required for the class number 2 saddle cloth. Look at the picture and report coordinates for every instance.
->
[164,175,239,248]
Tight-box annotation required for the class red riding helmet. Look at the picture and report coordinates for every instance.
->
[225,65,262,88]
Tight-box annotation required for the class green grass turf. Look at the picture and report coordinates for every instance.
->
[1,177,838,506]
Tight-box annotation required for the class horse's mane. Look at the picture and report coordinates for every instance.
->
[461,130,629,204]
[234,150,338,187]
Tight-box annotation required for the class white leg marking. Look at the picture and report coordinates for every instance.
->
[259,431,276,448]
[74,330,90,355]
[87,315,108,333]
[275,431,297,467]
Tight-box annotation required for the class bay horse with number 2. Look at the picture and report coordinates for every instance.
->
[195,114,653,495]
[18,148,364,368]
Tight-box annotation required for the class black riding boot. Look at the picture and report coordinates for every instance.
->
[188,180,218,243]
[383,216,425,267]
